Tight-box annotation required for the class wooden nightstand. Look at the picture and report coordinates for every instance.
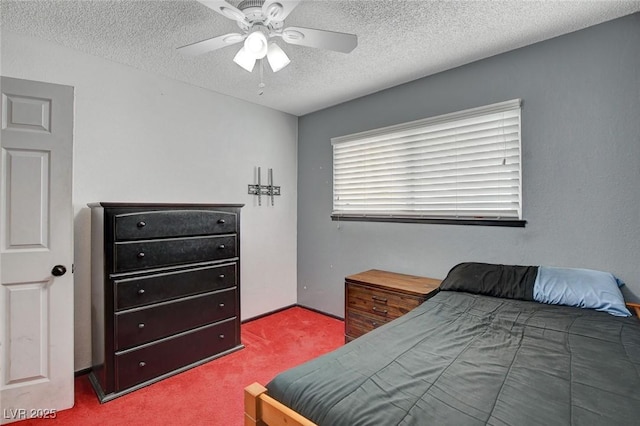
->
[344,269,441,343]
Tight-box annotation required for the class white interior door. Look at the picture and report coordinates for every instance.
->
[0,76,74,423]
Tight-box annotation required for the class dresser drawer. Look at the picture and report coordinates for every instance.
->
[345,308,391,339]
[115,289,237,350]
[115,318,237,391]
[114,210,237,240]
[115,263,236,310]
[346,283,423,319]
[114,235,236,273]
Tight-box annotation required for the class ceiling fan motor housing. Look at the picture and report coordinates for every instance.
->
[238,0,267,23]
[237,0,284,32]
[238,0,265,10]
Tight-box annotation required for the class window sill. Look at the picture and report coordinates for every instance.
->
[330,214,526,227]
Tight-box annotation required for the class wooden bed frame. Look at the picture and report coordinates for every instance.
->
[244,302,640,426]
[244,382,315,426]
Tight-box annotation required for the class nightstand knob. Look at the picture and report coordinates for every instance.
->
[218,303,225,308]
[219,334,225,339]
[138,323,145,329]
[218,244,225,250]
[138,289,145,295]
[372,322,378,327]
[137,221,146,228]
[219,274,225,279]
[217,219,226,224]
[139,361,146,368]
[137,252,145,259]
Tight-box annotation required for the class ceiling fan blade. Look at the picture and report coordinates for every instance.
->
[262,0,301,22]
[196,0,249,24]
[177,33,245,56]
[282,26,357,53]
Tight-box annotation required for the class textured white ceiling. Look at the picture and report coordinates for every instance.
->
[2,0,639,116]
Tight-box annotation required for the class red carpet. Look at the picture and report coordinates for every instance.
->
[18,307,343,426]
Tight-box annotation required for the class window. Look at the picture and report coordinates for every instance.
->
[332,99,524,226]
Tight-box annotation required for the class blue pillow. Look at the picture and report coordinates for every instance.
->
[533,266,631,317]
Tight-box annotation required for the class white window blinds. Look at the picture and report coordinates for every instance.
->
[332,99,522,221]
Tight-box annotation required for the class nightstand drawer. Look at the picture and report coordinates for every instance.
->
[347,283,423,319]
[113,235,236,273]
[345,309,391,338]
[114,263,237,310]
[115,318,237,392]
[115,288,237,350]
[115,210,236,240]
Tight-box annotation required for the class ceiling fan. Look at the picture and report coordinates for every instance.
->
[178,0,358,74]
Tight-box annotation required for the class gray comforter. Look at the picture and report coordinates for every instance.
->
[267,291,640,425]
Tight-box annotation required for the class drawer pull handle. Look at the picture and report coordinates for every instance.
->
[137,252,145,259]
[218,244,225,250]
[137,221,146,228]
[138,289,145,295]
[139,361,146,368]
[217,219,226,224]
[138,323,145,329]
[219,303,225,308]
[219,274,225,279]
[372,306,388,314]
[219,334,225,339]
[372,295,388,303]
[371,322,378,327]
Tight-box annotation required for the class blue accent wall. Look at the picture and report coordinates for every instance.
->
[297,13,640,316]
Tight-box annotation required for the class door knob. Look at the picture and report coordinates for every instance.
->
[52,265,67,277]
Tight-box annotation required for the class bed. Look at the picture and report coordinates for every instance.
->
[244,263,640,426]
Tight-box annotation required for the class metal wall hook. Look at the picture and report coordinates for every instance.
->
[248,166,281,206]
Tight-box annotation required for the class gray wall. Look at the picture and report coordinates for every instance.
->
[297,13,640,317]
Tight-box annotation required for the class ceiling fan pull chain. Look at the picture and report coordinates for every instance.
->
[258,58,266,96]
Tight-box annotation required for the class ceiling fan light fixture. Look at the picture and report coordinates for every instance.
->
[244,28,268,59]
[233,47,256,72]
[267,42,290,72]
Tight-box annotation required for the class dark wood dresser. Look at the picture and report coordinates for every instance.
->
[88,202,243,402]
[345,269,441,343]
